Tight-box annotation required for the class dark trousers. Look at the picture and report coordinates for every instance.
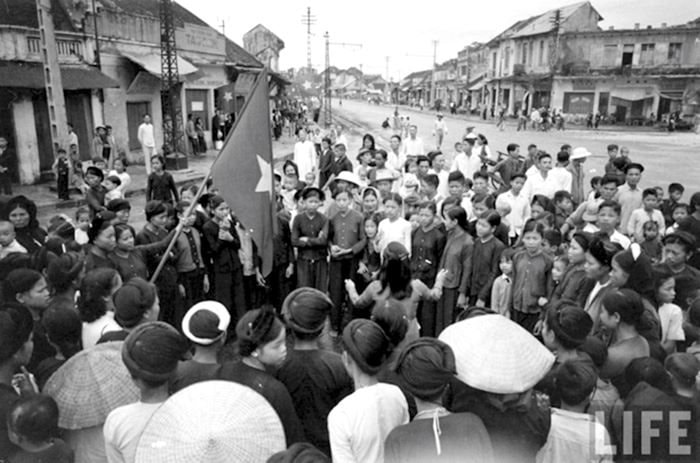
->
[436,287,458,335]
[266,263,293,312]
[512,310,540,333]
[243,274,262,311]
[0,173,11,195]
[328,258,357,332]
[296,258,328,293]
[213,268,247,330]
[179,269,205,321]
[418,300,437,338]
[57,173,69,199]
[188,136,200,155]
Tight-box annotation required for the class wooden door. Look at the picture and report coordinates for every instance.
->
[32,95,55,172]
[65,92,93,160]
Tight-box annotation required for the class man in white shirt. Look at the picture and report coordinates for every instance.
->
[293,128,317,184]
[550,151,573,193]
[402,125,425,158]
[137,114,156,174]
[450,133,480,180]
[387,135,403,171]
[68,123,79,148]
[522,152,559,200]
[496,173,530,239]
[432,113,448,149]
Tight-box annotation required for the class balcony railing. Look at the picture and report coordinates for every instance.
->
[26,37,83,57]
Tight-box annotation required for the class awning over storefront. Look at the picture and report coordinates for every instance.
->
[468,81,485,91]
[659,91,684,101]
[120,51,199,78]
[0,61,119,89]
[610,87,655,102]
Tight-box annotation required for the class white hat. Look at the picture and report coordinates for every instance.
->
[464,133,478,140]
[333,170,361,187]
[438,314,555,394]
[371,170,397,185]
[135,381,285,462]
[571,147,593,160]
[181,301,231,345]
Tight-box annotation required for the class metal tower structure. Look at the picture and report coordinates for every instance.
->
[35,0,69,154]
[301,7,316,72]
[160,0,186,167]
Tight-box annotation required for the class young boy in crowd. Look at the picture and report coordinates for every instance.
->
[496,173,529,243]
[328,189,365,334]
[92,157,108,178]
[443,171,474,219]
[291,187,329,291]
[281,174,299,214]
[174,201,208,314]
[627,187,665,243]
[661,182,685,226]
[553,190,574,230]
[73,206,91,245]
[472,171,491,198]
[543,230,563,256]
[603,143,619,175]
[587,176,602,202]
[83,166,107,217]
[0,220,27,259]
[419,173,441,203]
[640,221,663,263]
[666,203,690,235]
[563,175,619,236]
[415,155,431,180]
[104,175,123,202]
[468,211,505,307]
[536,361,613,463]
[491,248,514,317]
[53,149,71,201]
[595,200,631,249]
[7,395,73,462]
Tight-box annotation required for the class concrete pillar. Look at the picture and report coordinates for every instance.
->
[12,98,40,184]
[592,89,600,115]
[508,83,516,115]
[91,91,103,128]
[651,91,660,118]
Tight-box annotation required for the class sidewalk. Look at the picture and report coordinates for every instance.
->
[18,136,297,217]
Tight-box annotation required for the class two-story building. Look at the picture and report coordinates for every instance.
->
[433,59,458,108]
[0,0,118,183]
[0,0,262,184]
[484,1,602,116]
[553,21,700,122]
[457,42,489,111]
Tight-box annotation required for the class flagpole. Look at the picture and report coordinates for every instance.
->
[149,68,269,284]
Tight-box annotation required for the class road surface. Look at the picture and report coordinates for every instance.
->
[335,99,700,194]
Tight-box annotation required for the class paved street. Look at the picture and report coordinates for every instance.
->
[336,99,700,192]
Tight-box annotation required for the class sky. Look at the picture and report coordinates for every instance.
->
[177,0,699,80]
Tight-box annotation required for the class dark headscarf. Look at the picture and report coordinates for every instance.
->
[614,243,655,302]
[282,288,332,335]
[122,322,188,383]
[87,211,115,244]
[395,337,456,401]
[0,304,34,363]
[341,319,390,376]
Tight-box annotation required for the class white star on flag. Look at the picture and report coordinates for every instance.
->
[255,154,272,193]
[223,91,233,102]
[303,81,312,90]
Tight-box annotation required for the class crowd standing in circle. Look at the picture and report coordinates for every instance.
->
[0,110,700,463]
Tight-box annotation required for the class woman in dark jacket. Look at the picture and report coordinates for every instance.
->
[4,195,47,253]
[201,195,246,328]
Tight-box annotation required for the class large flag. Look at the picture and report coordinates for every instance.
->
[212,69,276,276]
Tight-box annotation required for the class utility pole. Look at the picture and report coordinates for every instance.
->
[160,0,186,168]
[219,19,225,37]
[35,0,69,155]
[323,32,331,127]
[431,40,438,107]
[301,7,316,72]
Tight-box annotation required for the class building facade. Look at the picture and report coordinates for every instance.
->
[243,24,285,73]
[0,0,262,184]
[553,23,700,121]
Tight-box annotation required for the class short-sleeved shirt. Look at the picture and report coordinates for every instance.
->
[658,302,685,343]
[104,402,162,463]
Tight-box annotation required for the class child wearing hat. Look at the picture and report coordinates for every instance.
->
[291,187,329,292]
[103,322,189,463]
[277,288,353,456]
[171,301,230,393]
[7,395,73,462]
[384,338,493,462]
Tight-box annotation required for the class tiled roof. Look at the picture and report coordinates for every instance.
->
[0,0,76,31]
[225,39,263,68]
[98,0,208,27]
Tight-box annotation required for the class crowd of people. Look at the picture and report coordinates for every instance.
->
[0,110,700,462]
